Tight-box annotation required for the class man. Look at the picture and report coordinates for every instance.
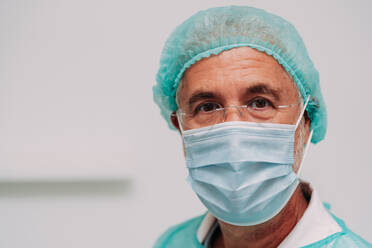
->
[152,6,371,248]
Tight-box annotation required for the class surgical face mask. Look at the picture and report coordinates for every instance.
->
[180,97,312,226]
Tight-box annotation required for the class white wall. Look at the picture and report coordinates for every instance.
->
[0,0,371,247]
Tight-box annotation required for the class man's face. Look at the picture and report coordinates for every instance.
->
[175,46,310,172]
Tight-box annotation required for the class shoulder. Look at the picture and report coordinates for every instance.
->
[304,209,372,248]
[304,232,372,248]
[318,231,372,248]
[153,214,206,248]
[334,232,372,247]
[331,213,372,248]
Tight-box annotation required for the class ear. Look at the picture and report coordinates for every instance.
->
[171,111,181,132]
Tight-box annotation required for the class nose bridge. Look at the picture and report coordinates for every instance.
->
[223,106,244,122]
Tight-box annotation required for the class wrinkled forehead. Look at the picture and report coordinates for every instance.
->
[176,47,301,107]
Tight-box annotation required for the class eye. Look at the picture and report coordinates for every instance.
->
[248,97,274,110]
[195,102,221,113]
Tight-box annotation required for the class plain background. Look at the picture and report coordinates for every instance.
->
[0,0,371,247]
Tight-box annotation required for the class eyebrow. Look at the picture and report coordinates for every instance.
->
[245,84,281,101]
[186,83,282,107]
[188,91,217,107]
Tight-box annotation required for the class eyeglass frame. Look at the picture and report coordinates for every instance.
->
[172,96,309,131]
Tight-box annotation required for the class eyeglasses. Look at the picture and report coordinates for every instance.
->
[175,97,302,130]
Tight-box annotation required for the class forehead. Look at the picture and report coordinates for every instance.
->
[177,47,299,105]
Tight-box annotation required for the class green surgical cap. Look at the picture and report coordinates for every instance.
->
[153,5,327,143]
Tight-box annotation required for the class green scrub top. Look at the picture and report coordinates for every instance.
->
[154,208,372,248]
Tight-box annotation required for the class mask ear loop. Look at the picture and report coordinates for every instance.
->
[294,95,312,177]
[295,95,310,129]
[297,129,313,177]
[176,110,185,134]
